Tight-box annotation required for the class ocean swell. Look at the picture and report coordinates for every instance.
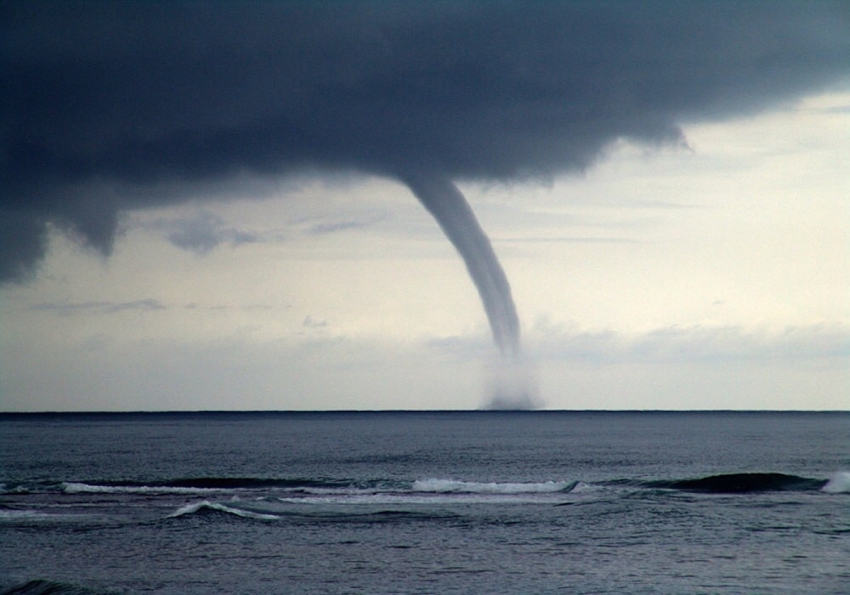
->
[647,473,828,494]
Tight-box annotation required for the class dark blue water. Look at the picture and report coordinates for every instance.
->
[1,411,848,594]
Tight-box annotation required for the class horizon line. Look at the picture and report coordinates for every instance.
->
[1,409,846,415]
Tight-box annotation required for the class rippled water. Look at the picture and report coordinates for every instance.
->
[1,411,848,594]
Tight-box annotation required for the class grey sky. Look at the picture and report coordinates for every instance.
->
[1,1,848,410]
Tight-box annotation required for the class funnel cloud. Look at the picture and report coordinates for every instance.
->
[401,172,530,406]
[402,173,520,358]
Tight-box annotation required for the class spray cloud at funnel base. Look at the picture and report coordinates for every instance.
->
[401,172,540,409]
[484,357,541,411]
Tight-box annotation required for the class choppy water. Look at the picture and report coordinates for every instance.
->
[1,411,848,594]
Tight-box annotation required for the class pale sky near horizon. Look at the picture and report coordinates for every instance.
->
[2,90,847,411]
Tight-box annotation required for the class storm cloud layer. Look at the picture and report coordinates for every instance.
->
[2,0,849,282]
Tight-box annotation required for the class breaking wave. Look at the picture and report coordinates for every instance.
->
[821,471,850,494]
[412,479,578,494]
[62,482,218,495]
[57,478,362,495]
[168,501,280,520]
[5,472,843,505]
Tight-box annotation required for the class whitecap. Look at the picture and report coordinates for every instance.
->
[821,471,850,494]
[411,478,577,494]
[62,482,216,495]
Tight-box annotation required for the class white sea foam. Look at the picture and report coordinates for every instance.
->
[412,478,577,494]
[821,471,850,494]
[62,482,216,495]
[168,500,279,520]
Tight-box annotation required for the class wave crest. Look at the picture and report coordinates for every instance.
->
[167,500,279,520]
[62,482,217,495]
[412,478,577,494]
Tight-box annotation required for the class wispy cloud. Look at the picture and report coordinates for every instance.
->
[183,302,285,312]
[499,236,642,244]
[424,321,850,365]
[144,211,259,255]
[297,212,390,236]
[303,315,328,329]
[530,323,850,364]
[30,299,167,315]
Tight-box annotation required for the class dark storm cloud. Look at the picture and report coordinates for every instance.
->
[2,0,848,282]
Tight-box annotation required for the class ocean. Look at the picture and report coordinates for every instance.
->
[1,411,848,594]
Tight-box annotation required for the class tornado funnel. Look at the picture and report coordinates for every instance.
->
[401,172,521,359]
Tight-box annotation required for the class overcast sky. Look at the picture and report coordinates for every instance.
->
[1,1,848,411]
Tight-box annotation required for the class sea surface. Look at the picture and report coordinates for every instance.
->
[1,411,848,594]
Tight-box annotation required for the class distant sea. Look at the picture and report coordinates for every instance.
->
[1,411,848,594]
